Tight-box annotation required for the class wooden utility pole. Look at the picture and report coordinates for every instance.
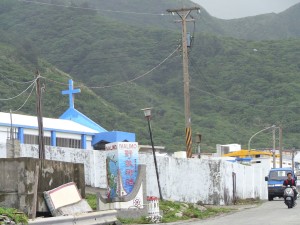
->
[292,149,295,171]
[167,7,200,158]
[35,70,45,159]
[9,109,15,155]
[279,126,283,168]
[272,127,276,168]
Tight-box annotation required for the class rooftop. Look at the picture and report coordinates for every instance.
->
[0,112,98,135]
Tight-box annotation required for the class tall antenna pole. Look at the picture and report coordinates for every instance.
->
[272,127,276,168]
[35,70,45,159]
[10,109,15,156]
[279,126,283,168]
[167,7,200,158]
[10,109,13,140]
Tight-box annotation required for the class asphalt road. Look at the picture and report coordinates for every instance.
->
[180,199,299,225]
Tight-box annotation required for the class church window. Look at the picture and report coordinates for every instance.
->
[56,137,81,148]
[24,134,50,145]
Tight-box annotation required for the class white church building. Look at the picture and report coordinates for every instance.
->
[0,80,135,150]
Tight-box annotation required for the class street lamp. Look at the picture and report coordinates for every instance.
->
[141,108,163,200]
[195,133,201,158]
[248,125,276,152]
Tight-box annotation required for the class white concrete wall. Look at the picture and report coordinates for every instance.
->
[139,153,270,204]
[1,143,270,204]
[0,142,6,158]
[0,126,12,143]
[19,144,107,188]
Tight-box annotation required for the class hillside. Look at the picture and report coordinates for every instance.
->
[25,0,300,40]
[90,0,300,40]
[0,38,152,145]
[8,0,300,41]
[1,0,300,151]
[219,3,300,40]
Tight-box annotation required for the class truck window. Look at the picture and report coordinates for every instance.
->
[269,170,291,180]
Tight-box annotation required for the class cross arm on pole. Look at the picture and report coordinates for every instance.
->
[166,7,200,13]
[167,7,200,19]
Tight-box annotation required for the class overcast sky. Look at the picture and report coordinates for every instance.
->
[191,0,300,19]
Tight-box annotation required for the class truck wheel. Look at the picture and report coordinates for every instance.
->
[268,195,273,201]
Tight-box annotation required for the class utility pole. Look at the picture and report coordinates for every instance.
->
[292,148,295,171]
[167,7,200,158]
[279,126,283,168]
[272,127,276,168]
[35,70,45,160]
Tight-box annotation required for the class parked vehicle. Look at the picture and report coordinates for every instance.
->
[283,185,296,208]
[265,168,296,201]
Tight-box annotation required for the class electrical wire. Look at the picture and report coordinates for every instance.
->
[65,46,177,62]
[42,46,180,89]
[189,57,215,93]
[11,83,36,113]
[18,0,171,16]
[41,77,69,86]
[0,78,37,101]
[0,74,36,84]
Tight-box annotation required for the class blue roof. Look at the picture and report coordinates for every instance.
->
[92,131,135,146]
[59,108,107,133]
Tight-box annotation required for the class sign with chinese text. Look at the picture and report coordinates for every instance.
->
[105,142,138,199]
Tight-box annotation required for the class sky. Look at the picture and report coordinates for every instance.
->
[191,0,300,19]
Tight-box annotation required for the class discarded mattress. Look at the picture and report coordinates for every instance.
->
[44,182,92,216]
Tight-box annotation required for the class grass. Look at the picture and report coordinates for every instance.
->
[0,207,28,224]
[85,194,235,224]
[234,197,263,205]
[119,200,233,224]
[118,216,149,224]
[86,194,97,210]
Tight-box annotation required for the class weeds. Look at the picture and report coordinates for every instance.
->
[0,207,28,224]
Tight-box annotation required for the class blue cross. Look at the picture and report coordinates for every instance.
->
[62,79,81,109]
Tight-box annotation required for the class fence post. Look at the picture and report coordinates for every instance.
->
[232,172,236,204]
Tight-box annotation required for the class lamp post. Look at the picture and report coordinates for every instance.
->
[292,148,295,171]
[248,125,276,153]
[141,108,163,200]
[195,133,201,158]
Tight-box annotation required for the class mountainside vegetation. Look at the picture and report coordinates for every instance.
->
[63,0,300,40]
[0,0,300,152]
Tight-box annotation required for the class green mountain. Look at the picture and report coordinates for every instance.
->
[39,0,300,40]
[6,0,300,40]
[218,3,300,40]
[0,38,146,134]
[0,0,300,152]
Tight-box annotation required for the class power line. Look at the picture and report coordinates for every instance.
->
[11,83,36,113]
[0,79,37,101]
[18,0,171,16]
[42,77,68,86]
[42,46,180,89]
[189,57,214,93]
[0,73,36,84]
[59,47,178,62]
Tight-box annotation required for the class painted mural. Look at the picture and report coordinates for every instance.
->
[105,142,138,199]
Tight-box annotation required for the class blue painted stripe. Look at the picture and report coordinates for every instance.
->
[0,122,96,136]
[51,131,57,146]
[18,127,24,144]
[81,134,87,149]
